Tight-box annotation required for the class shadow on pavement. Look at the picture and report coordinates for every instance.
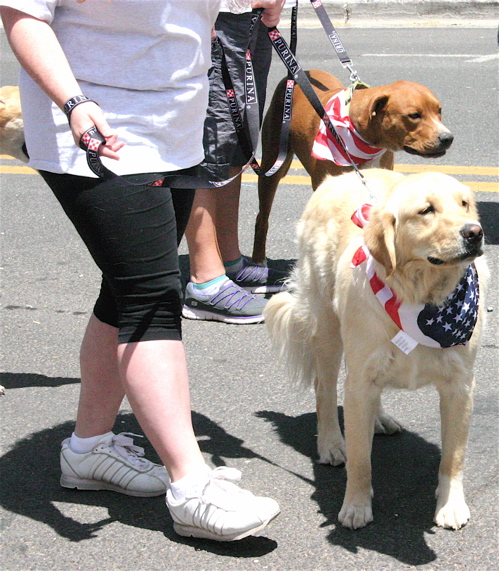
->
[0,408,278,557]
[256,409,441,566]
[0,372,79,390]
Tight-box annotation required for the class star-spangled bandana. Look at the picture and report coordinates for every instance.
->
[350,206,480,354]
[311,89,386,166]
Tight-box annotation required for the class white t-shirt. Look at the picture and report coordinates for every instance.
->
[0,0,220,176]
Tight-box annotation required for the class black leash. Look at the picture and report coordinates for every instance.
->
[308,0,361,83]
[266,25,367,184]
[263,3,298,177]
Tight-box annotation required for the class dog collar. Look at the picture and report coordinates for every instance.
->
[312,88,386,167]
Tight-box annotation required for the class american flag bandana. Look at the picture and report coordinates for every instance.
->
[312,89,386,166]
[350,205,479,354]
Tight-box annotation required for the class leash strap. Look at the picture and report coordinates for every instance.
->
[264,3,298,177]
[308,0,360,83]
[266,26,367,184]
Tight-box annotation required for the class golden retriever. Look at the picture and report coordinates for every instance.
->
[264,169,488,530]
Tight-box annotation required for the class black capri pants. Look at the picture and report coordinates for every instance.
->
[40,170,195,344]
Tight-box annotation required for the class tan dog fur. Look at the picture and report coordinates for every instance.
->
[0,85,27,163]
[252,70,453,264]
[264,169,487,530]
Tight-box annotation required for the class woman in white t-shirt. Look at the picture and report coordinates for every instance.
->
[0,0,280,541]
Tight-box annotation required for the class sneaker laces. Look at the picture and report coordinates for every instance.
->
[209,282,258,310]
[111,432,152,470]
[234,263,269,283]
[198,467,254,511]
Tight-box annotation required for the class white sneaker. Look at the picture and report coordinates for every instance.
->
[166,466,280,541]
[60,432,169,497]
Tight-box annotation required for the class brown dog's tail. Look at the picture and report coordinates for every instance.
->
[264,291,316,388]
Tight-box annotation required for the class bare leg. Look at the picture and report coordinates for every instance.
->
[214,170,242,263]
[184,168,243,285]
[74,313,124,438]
[184,189,225,284]
[117,338,205,482]
[75,313,205,482]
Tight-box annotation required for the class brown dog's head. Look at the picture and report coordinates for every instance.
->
[364,172,483,302]
[354,81,453,158]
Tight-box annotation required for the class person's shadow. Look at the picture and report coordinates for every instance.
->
[255,409,441,566]
[0,401,277,557]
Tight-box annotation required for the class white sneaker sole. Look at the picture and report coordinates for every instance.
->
[60,474,166,497]
[240,284,285,294]
[172,509,280,541]
[182,305,265,325]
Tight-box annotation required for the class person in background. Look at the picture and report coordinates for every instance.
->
[0,0,281,542]
[182,0,290,325]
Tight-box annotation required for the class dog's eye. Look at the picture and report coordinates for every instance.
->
[419,205,435,215]
[462,200,469,209]
[408,112,422,120]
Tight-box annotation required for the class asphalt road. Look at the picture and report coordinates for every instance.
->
[1,24,498,571]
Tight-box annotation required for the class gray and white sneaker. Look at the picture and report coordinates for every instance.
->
[182,279,266,324]
[166,466,280,541]
[60,432,169,497]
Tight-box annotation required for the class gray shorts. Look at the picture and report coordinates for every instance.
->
[199,12,272,180]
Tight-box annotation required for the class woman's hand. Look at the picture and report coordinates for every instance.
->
[252,0,286,28]
[69,102,125,160]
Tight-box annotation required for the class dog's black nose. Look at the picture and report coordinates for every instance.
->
[461,223,483,244]
[438,131,454,149]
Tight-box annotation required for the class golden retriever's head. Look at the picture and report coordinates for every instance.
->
[364,173,483,282]
[356,81,453,158]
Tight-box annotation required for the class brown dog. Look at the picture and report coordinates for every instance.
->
[0,85,27,163]
[252,70,453,264]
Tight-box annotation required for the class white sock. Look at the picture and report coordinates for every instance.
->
[170,464,212,501]
[69,431,113,454]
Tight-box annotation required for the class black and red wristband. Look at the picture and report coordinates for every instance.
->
[63,95,97,123]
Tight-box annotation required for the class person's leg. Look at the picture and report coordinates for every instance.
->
[117,338,204,481]
[184,187,226,284]
[74,313,123,438]
[183,179,267,324]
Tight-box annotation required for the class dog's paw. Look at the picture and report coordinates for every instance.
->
[0,385,4,396]
[317,438,346,466]
[434,495,470,530]
[338,500,373,529]
[374,412,403,435]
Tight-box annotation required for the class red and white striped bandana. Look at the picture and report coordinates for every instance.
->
[312,89,386,166]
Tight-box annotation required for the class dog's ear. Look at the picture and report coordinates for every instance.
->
[355,92,390,144]
[364,209,397,276]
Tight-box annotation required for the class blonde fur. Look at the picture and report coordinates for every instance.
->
[265,169,488,529]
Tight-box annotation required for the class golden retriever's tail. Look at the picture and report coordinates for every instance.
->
[264,290,316,388]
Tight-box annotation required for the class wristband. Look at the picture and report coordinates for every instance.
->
[63,95,96,122]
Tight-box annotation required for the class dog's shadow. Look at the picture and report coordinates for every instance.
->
[256,409,441,566]
[0,408,277,557]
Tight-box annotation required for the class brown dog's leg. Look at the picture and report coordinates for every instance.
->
[252,152,294,264]
[252,77,294,264]
[434,376,474,529]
